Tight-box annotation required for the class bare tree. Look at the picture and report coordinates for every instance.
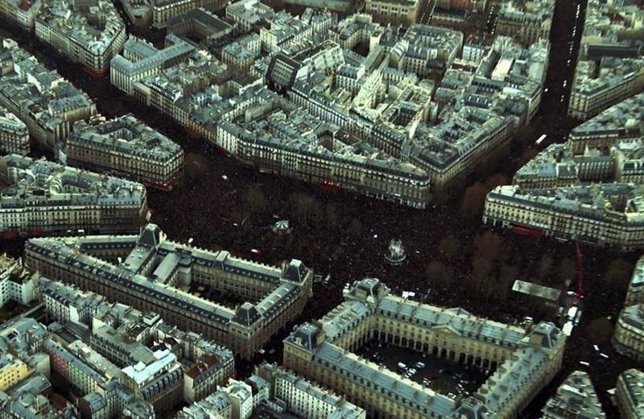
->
[460,182,488,218]
[426,260,454,289]
[439,234,462,261]
[242,183,269,215]
[603,258,634,290]
[348,218,363,236]
[536,254,554,281]
[474,231,503,261]
[557,258,576,284]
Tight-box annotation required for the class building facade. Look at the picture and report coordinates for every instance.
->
[483,184,644,250]
[283,278,565,418]
[35,0,126,75]
[0,154,148,235]
[24,224,313,360]
[64,115,184,191]
[615,369,644,419]
[0,106,29,155]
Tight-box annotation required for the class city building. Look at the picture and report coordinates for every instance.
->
[119,0,153,28]
[178,389,231,418]
[0,255,35,306]
[167,7,235,47]
[625,256,644,307]
[569,58,644,121]
[0,38,97,150]
[216,94,432,209]
[255,362,366,419]
[225,0,275,32]
[37,277,236,413]
[615,368,644,419]
[259,11,313,54]
[365,0,422,26]
[568,0,644,120]
[38,277,105,324]
[0,317,51,406]
[111,5,554,209]
[0,0,42,30]
[35,0,126,75]
[221,34,261,71]
[283,278,566,418]
[541,370,605,418]
[151,0,227,29]
[0,106,29,155]
[613,303,644,362]
[63,114,184,190]
[0,373,78,418]
[483,183,644,250]
[24,223,313,359]
[110,34,196,95]
[613,255,644,362]
[494,0,553,46]
[0,154,148,235]
[567,93,643,154]
[493,90,643,249]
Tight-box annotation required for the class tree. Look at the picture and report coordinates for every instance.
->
[557,258,576,284]
[585,317,613,344]
[473,231,503,261]
[460,182,488,218]
[242,183,269,215]
[536,254,554,281]
[485,173,509,190]
[348,218,363,236]
[471,256,493,279]
[288,193,321,226]
[603,258,634,290]
[425,260,454,289]
[439,234,462,261]
[499,263,519,286]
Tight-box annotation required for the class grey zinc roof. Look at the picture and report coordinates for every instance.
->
[377,295,525,346]
[314,342,456,416]
[477,347,548,413]
[322,300,371,341]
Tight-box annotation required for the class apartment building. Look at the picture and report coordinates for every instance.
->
[64,114,184,190]
[0,106,29,155]
[216,101,432,209]
[541,370,605,418]
[35,0,126,75]
[483,184,644,250]
[0,255,35,306]
[615,369,644,419]
[0,154,148,235]
[0,39,97,150]
[283,278,565,418]
[365,0,422,26]
[569,59,644,121]
[0,373,78,417]
[255,362,366,419]
[613,255,644,362]
[568,93,643,154]
[37,278,236,412]
[24,223,313,360]
[111,7,554,209]
[225,0,275,32]
[494,0,553,46]
[568,0,644,120]
[0,0,42,30]
[110,34,196,95]
[613,304,644,362]
[152,0,226,29]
